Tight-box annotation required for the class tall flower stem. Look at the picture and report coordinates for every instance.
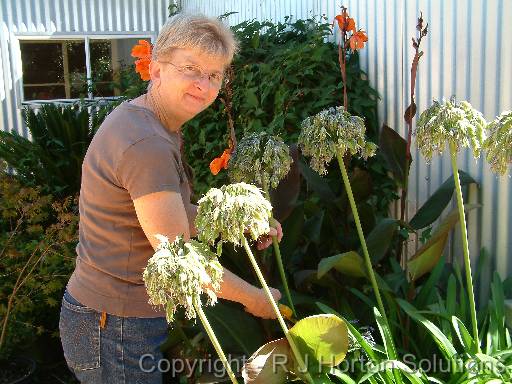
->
[194,299,239,384]
[270,235,296,317]
[335,151,386,320]
[242,238,314,384]
[449,142,480,352]
[336,152,402,383]
[262,185,297,318]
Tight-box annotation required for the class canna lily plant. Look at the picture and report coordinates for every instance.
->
[483,110,512,176]
[143,235,239,384]
[195,182,349,383]
[228,132,296,316]
[416,96,487,351]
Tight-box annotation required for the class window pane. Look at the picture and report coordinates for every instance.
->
[21,41,65,100]
[24,85,66,100]
[90,40,114,96]
[66,41,87,98]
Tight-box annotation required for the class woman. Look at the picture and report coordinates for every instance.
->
[59,13,282,383]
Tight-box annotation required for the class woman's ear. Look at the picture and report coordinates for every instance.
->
[149,61,161,86]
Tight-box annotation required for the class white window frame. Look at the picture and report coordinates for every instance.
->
[13,32,156,108]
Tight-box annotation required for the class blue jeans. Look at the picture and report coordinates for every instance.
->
[59,290,168,383]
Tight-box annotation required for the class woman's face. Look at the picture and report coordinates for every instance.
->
[150,47,227,124]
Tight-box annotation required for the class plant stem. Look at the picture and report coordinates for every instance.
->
[271,236,297,317]
[194,299,239,384]
[449,142,480,352]
[242,238,314,384]
[335,152,402,383]
[263,186,297,318]
[335,151,386,319]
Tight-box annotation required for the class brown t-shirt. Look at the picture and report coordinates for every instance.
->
[67,102,192,317]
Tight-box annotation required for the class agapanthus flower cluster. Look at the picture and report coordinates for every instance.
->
[483,110,512,176]
[416,97,486,162]
[195,182,273,247]
[298,106,377,175]
[143,235,223,323]
[228,132,292,190]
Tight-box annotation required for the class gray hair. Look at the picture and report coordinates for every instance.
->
[153,12,239,64]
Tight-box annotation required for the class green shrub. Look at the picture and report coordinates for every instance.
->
[0,168,78,360]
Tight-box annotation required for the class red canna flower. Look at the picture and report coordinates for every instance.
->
[348,30,368,50]
[209,148,232,175]
[131,40,152,81]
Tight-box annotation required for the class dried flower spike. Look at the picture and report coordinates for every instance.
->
[483,110,512,176]
[298,106,377,175]
[143,235,223,323]
[195,182,273,247]
[416,97,486,162]
[228,132,292,191]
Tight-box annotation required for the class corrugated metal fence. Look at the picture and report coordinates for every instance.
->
[180,0,512,295]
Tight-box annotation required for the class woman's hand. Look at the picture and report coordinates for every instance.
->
[243,287,282,319]
[256,219,283,250]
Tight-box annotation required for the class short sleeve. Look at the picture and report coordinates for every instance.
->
[116,136,183,200]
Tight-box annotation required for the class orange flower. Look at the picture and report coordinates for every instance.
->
[348,30,368,50]
[209,149,231,175]
[131,40,152,81]
[335,14,355,33]
[131,40,151,58]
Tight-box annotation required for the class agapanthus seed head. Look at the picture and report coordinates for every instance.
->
[416,97,486,162]
[298,106,377,175]
[143,235,223,323]
[228,132,292,191]
[195,182,273,247]
[483,110,512,176]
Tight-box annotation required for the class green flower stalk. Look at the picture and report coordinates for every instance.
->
[483,110,512,176]
[228,132,296,316]
[196,183,314,384]
[298,106,386,315]
[416,97,486,352]
[143,235,238,384]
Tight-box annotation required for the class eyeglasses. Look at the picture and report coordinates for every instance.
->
[159,61,224,88]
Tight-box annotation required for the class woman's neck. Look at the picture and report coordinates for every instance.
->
[136,88,183,133]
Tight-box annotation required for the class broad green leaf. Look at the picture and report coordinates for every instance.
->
[304,210,325,244]
[315,302,377,362]
[452,316,476,353]
[379,124,408,186]
[241,338,293,383]
[407,205,480,281]
[204,302,265,355]
[317,251,366,279]
[364,218,399,263]
[397,299,458,362]
[409,170,477,230]
[289,314,349,369]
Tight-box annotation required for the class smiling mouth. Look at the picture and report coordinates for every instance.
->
[187,94,205,102]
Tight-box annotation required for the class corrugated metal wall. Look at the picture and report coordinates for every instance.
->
[0,0,170,136]
[181,0,512,291]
